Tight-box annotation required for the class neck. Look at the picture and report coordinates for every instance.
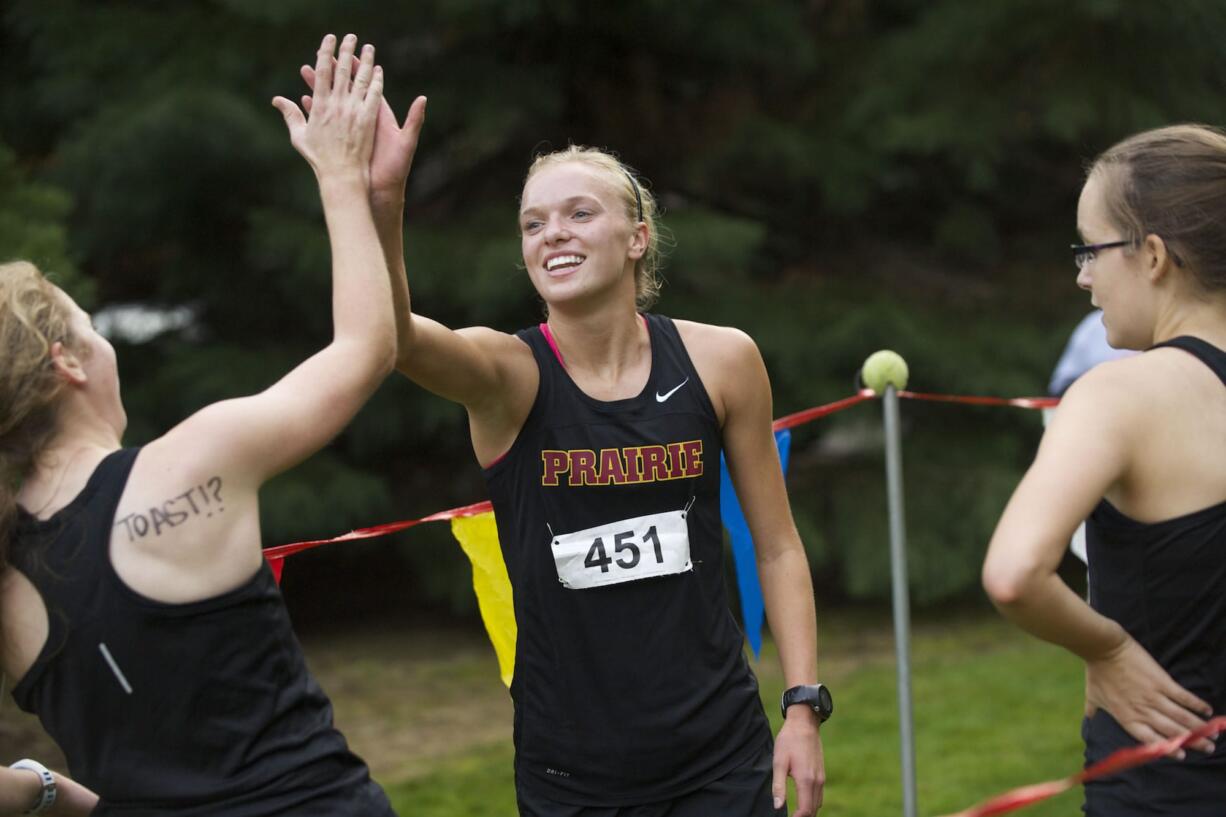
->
[545,300,647,379]
[17,408,122,514]
[1151,289,1226,348]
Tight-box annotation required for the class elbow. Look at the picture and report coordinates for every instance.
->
[336,327,396,383]
[982,567,1023,608]
[981,555,1038,608]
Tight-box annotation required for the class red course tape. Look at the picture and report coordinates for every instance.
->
[263,500,492,580]
[940,716,1226,816]
[269,388,1056,563]
[262,386,1225,814]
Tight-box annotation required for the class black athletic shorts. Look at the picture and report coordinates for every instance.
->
[515,738,785,817]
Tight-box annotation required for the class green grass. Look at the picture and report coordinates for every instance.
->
[382,614,1086,816]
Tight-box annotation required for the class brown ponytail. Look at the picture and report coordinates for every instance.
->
[1090,124,1226,293]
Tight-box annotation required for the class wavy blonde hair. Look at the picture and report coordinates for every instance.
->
[0,261,78,575]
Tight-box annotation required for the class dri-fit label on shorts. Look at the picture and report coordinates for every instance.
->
[551,508,692,589]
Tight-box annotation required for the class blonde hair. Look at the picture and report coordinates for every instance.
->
[0,261,78,572]
[1090,124,1226,292]
[524,146,667,310]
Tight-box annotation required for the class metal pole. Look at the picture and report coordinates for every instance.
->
[883,384,918,817]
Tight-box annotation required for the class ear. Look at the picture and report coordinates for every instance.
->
[1141,233,1173,283]
[50,341,88,386]
[627,221,649,261]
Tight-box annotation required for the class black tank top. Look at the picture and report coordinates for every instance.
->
[485,313,769,805]
[1083,336,1226,816]
[10,448,393,816]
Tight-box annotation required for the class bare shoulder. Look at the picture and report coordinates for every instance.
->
[455,324,537,368]
[1068,347,1206,408]
[1049,352,1166,442]
[1141,342,1226,388]
[405,318,538,414]
[1057,355,1142,412]
[673,319,760,369]
[673,320,767,424]
[453,324,538,410]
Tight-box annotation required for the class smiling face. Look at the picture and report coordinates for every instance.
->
[519,161,645,311]
[1075,174,1157,350]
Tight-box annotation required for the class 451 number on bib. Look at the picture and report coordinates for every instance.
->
[552,508,692,589]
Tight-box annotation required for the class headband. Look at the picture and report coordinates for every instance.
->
[624,170,644,223]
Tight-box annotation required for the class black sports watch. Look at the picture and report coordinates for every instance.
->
[781,683,833,723]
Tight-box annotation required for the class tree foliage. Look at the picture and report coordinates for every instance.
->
[3,0,1224,618]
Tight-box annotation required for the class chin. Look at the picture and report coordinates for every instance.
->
[1104,328,1146,352]
[539,282,597,310]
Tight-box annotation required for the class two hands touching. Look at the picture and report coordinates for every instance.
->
[272,33,385,185]
[274,32,427,207]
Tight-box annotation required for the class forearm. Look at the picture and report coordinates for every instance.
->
[990,571,1127,661]
[318,174,395,365]
[1,767,96,816]
[47,772,97,816]
[0,767,40,814]
[370,189,413,371]
[758,544,818,688]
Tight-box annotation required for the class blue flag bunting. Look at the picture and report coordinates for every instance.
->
[719,428,792,658]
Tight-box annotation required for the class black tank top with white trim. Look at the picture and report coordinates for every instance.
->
[484,313,769,805]
[1082,335,1226,816]
[10,448,393,816]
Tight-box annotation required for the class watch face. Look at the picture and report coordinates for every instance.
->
[817,684,833,716]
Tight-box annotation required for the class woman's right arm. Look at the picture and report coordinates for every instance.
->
[373,177,535,460]
[982,364,1214,752]
[146,34,393,491]
[336,75,536,459]
[295,63,535,427]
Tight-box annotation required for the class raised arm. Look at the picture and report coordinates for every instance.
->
[299,63,536,452]
[364,113,527,417]
[150,34,391,488]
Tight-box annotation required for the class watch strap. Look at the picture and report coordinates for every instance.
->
[781,683,833,722]
[9,759,57,815]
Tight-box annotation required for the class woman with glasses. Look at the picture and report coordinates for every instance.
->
[983,124,1226,815]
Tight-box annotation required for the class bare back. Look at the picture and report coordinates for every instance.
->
[1106,342,1226,522]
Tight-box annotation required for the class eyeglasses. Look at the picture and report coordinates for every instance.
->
[1070,240,1131,271]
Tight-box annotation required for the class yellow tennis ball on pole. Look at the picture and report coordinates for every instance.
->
[861,350,909,393]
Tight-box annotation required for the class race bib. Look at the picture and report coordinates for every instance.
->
[551,508,692,589]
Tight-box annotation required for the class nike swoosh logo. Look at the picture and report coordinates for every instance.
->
[655,377,689,403]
